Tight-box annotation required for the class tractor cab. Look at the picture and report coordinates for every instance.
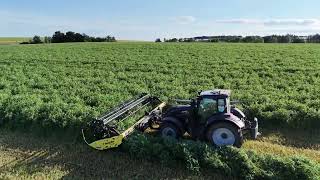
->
[196,89,231,123]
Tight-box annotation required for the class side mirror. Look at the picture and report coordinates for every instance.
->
[198,90,202,95]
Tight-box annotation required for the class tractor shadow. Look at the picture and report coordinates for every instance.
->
[0,130,225,180]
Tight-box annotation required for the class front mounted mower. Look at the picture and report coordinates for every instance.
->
[82,89,259,150]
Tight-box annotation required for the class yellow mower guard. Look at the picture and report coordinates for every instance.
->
[82,130,124,150]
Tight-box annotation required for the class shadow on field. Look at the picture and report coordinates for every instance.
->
[0,150,51,175]
[0,130,225,180]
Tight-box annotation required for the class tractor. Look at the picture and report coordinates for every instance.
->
[159,89,258,147]
[82,89,259,150]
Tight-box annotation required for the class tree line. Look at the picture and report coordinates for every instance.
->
[157,34,320,43]
[21,31,116,44]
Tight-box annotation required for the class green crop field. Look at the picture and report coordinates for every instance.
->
[1,42,320,131]
[0,42,320,179]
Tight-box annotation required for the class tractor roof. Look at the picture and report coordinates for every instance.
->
[200,89,231,97]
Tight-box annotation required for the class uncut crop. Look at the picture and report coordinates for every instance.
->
[0,43,320,133]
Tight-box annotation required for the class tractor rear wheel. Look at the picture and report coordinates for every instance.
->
[206,122,243,147]
[160,123,180,139]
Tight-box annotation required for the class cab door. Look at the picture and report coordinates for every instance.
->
[197,96,228,123]
[197,96,218,124]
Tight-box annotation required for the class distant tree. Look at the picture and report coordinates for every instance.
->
[165,38,178,42]
[155,38,162,42]
[106,36,115,42]
[21,31,115,44]
[292,36,305,43]
[95,37,107,42]
[210,38,219,43]
[51,31,65,43]
[257,36,264,43]
[242,36,252,43]
[82,34,91,42]
[106,35,112,42]
[286,34,294,43]
[31,35,42,44]
[307,34,320,43]
[159,34,320,44]
[104,35,116,42]
[277,34,292,43]
[74,33,85,42]
[242,36,264,43]
[227,36,242,43]
[65,31,76,42]
[263,35,278,43]
[263,34,294,43]
[313,34,320,43]
[44,36,52,43]
[110,36,116,42]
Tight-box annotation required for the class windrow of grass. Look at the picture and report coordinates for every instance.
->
[122,133,320,180]
[0,130,227,180]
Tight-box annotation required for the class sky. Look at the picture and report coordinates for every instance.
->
[1,0,320,40]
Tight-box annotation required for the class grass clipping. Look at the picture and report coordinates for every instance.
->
[122,133,320,180]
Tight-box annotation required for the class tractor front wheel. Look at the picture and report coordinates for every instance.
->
[160,123,180,139]
[206,122,243,147]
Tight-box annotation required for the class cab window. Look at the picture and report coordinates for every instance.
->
[218,99,226,113]
[198,97,217,122]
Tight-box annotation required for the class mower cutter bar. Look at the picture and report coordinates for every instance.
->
[98,93,151,125]
[82,93,164,150]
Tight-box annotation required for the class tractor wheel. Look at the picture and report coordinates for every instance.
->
[160,122,180,139]
[206,122,243,147]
